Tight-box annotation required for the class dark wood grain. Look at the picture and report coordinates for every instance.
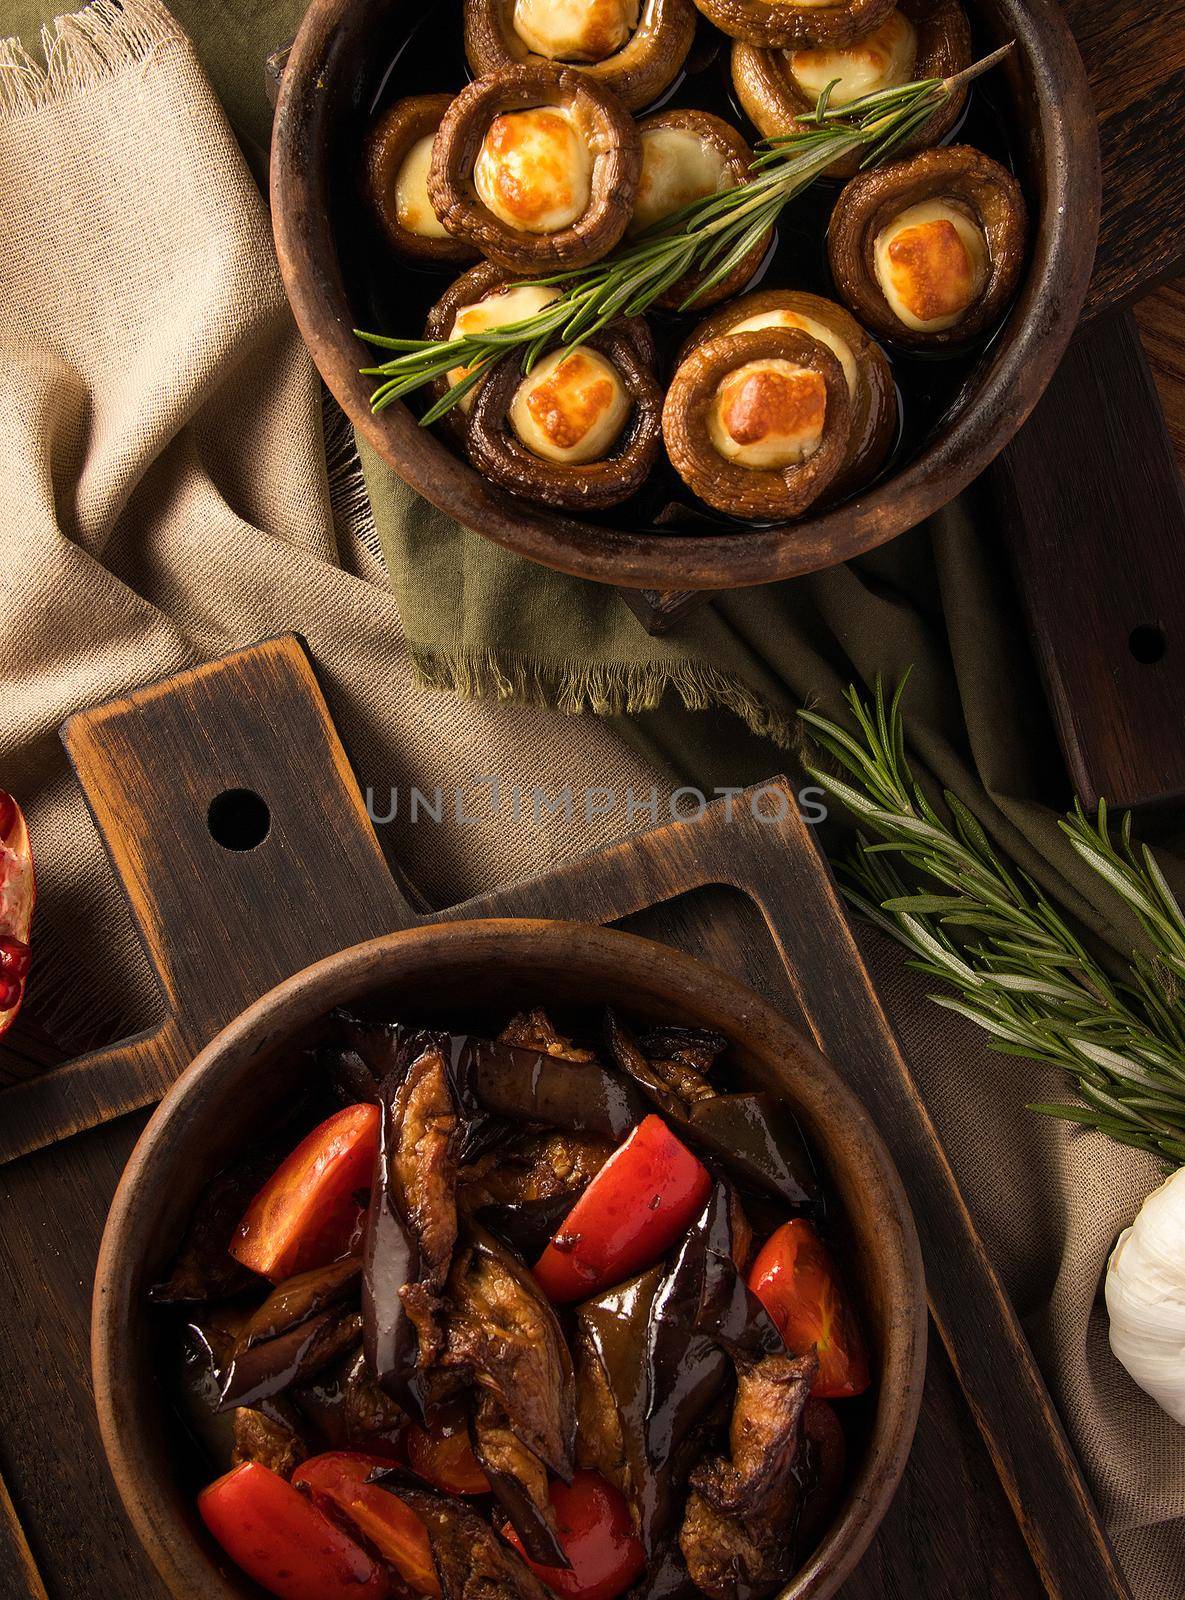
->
[617,586,715,635]
[991,310,1185,809]
[0,638,411,1165]
[1066,0,1185,318]
[1135,275,1185,465]
[0,1469,49,1600]
[0,639,1127,1600]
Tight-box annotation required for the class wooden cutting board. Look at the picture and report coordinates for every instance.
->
[0,637,1129,1600]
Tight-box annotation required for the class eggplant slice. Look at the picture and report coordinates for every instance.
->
[445,1224,576,1476]
[398,1485,554,1600]
[231,1399,311,1477]
[575,1183,780,1556]
[472,1391,571,1568]
[364,1041,460,1416]
[679,1350,820,1599]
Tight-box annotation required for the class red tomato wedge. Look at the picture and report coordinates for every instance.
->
[533,1115,710,1303]
[747,1219,870,1398]
[504,1472,645,1600]
[406,1410,491,1496]
[293,1452,442,1597]
[230,1104,380,1281]
[0,790,35,1039]
[198,1461,389,1600]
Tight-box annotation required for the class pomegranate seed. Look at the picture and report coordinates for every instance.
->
[0,938,30,980]
[0,976,19,1009]
[0,793,13,842]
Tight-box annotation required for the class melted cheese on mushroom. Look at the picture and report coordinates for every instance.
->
[394,134,449,238]
[629,128,732,235]
[708,359,828,470]
[873,199,989,331]
[474,107,593,234]
[509,346,630,463]
[729,310,858,401]
[787,11,917,108]
[512,0,640,63]
[446,284,562,412]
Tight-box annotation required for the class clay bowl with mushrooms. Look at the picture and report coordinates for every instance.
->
[94,920,925,1600]
[272,0,1098,594]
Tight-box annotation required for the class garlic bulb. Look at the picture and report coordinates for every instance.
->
[1105,1166,1185,1424]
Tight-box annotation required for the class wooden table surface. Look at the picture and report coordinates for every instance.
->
[2,2,1185,1598]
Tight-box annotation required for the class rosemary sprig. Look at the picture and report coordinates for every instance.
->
[357,45,1012,422]
[799,678,1185,1165]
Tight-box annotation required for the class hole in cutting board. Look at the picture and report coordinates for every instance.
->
[207,789,271,851]
[1129,623,1167,664]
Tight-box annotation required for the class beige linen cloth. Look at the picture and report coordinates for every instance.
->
[0,3,1180,1596]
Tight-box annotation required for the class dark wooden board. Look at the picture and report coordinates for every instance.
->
[0,638,1127,1599]
[1065,0,1185,320]
[991,308,1185,810]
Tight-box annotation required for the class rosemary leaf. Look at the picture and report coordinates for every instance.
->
[801,676,1185,1165]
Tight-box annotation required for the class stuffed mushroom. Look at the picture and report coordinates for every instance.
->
[364,94,481,263]
[663,324,852,518]
[629,109,769,308]
[424,262,566,441]
[465,324,663,509]
[732,0,971,177]
[680,288,896,497]
[464,0,697,112]
[827,144,1027,346]
[428,62,641,272]
[691,0,895,49]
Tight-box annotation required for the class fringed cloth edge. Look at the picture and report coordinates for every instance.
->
[407,642,801,750]
[0,0,181,120]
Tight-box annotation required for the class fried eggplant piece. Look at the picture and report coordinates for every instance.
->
[459,1130,613,1210]
[217,1257,362,1410]
[444,1224,575,1476]
[472,1391,569,1567]
[679,1350,819,1599]
[364,1043,459,1415]
[398,1486,553,1600]
[499,1009,596,1062]
[232,1399,310,1477]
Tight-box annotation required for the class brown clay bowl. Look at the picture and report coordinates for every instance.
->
[93,919,926,1600]
[271,0,1098,592]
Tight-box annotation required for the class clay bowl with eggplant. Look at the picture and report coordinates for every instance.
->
[94,920,925,1600]
[271,0,1099,593]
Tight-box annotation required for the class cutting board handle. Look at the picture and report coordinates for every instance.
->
[2,638,413,1163]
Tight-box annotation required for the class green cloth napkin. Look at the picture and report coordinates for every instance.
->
[369,442,1185,955]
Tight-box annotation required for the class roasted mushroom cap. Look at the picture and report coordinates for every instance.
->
[424,261,566,440]
[691,0,894,49]
[424,262,656,441]
[465,324,662,509]
[628,109,768,310]
[364,94,481,264]
[827,144,1027,347]
[464,0,697,113]
[663,325,851,519]
[732,0,971,177]
[428,63,641,272]
[681,289,896,497]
